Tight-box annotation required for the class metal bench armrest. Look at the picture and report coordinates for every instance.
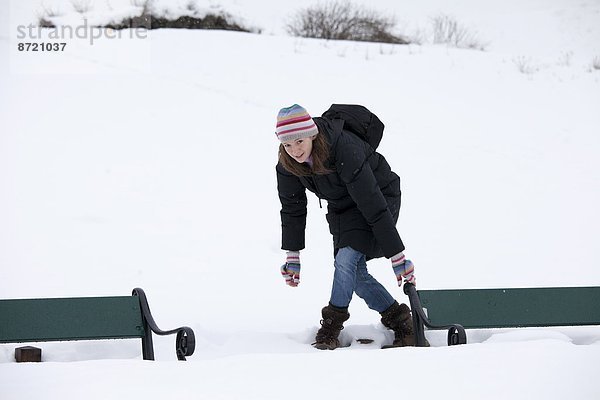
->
[132,288,196,360]
[403,283,467,346]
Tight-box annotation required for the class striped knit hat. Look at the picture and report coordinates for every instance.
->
[275,104,319,142]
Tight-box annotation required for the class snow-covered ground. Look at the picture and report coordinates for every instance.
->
[1,0,599,399]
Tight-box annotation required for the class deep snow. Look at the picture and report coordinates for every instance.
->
[1,0,600,399]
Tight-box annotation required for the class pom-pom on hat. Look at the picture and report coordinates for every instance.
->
[275,104,319,143]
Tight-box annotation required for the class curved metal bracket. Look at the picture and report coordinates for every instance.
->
[403,283,467,346]
[132,288,196,360]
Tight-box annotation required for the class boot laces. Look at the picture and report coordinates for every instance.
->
[316,319,344,342]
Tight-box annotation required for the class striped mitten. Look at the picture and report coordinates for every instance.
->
[281,251,301,287]
[391,252,416,286]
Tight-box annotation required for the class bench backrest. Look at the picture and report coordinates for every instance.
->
[418,286,600,329]
[0,296,145,343]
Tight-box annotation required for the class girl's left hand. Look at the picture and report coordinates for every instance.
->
[391,252,416,286]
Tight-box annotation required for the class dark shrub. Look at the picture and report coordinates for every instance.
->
[287,1,408,44]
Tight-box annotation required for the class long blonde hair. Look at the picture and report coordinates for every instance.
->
[278,132,332,177]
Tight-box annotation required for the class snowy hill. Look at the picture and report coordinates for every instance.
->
[1,0,599,399]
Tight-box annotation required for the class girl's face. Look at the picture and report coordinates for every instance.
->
[282,135,316,163]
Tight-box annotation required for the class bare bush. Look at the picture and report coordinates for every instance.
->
[36,3,63,27]
[287,1,409,44]
[557,51,573,67]
[513,56,538,75]
[407,27,427,46]
[186,1,199,13]
[71,0,93,14]
[130,0,154,16]
[38,17,56,28]
[39,3,62,17]
[431,14,486,50]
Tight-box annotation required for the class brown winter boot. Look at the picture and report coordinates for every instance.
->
[380,301,421,347]
[313,304,350,350]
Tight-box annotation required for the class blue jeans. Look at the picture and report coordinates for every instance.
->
[329,246,396,313]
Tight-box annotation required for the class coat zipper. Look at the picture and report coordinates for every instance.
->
[308,176,324,209]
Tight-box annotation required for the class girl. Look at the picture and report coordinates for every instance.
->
[275,104,418,350]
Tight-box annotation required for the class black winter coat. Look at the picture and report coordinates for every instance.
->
[276,117,405,259]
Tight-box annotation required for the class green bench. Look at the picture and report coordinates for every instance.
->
[404,284,600,346]
[0,288,195,361]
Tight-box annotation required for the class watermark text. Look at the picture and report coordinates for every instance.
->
[16,19,148,46]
